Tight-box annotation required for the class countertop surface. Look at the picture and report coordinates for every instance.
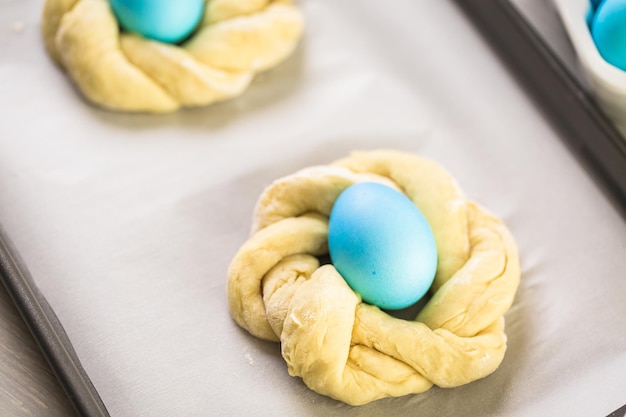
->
[0,282,77,417]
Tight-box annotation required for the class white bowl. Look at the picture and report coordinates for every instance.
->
[554,0,626,136]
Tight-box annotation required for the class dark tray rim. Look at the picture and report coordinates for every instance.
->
[0,225,110,417]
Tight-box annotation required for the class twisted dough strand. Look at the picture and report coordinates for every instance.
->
[41,0,303,112]
[228,150,520,405]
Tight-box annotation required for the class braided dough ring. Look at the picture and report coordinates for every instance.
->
[41,0,303,112]
[228,150,521,405]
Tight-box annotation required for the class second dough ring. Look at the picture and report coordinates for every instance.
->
[42,0,304,113]
[228,150,521,405]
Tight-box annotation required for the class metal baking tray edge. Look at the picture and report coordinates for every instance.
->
[0,225,110,417]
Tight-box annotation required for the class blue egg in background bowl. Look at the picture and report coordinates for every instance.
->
[328,182,438,311]
[589,0,626,71]
[110,0,205,44]
[554,0,626,137]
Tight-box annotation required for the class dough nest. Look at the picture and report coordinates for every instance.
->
[41,0,303,113]
[228,150,521,405]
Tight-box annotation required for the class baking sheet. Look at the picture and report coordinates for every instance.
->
[1,1,626,416]
[511,0,582,79]
[467,0,626,209]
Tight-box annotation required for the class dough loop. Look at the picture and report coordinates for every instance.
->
[228,150,520,405]
[42,0,303,112]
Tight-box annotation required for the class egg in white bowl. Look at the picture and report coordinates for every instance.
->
[554,0,626,138]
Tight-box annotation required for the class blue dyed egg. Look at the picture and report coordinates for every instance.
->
[110,0,205,44]
[591,0,626,71]
[591,0,605,11]
[328,183,438,310]
[587,0,604,26]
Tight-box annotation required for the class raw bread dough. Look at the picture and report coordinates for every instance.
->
[41,0,303,112]
[228,150,521,405]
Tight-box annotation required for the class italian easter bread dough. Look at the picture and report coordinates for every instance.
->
[41,0,303,112]
[228,150,521,405]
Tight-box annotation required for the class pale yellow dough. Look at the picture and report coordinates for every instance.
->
[41,0,303,112]
[228,150,521,405]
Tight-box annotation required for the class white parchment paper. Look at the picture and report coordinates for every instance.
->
[1,1,625,416]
